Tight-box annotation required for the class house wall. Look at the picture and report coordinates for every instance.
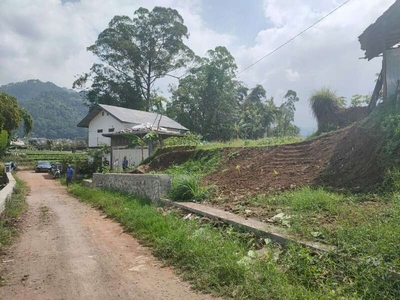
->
[111,147,149,170]
[386,47,400,98]
[88,110,133,147]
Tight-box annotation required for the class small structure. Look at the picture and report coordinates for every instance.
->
[359,0,400,109]
[77,104,188,148]
[103,124,185,170]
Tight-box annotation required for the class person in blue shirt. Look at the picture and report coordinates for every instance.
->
[122,156,128,171]
[66,164,74,187]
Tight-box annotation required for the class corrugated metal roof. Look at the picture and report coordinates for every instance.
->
[77,104,189,131]
[359,0,400,60]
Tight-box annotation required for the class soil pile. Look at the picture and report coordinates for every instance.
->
[317,123,385,191]
[145,121,385,196]
[204,129,348,196]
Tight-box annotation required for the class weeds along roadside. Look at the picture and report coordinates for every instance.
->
[162,150,221,202]
[67,183,400,299]
[0,174,29,254]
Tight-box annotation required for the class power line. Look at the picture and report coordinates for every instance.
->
[237,0,352,75]
[165,0,352,80]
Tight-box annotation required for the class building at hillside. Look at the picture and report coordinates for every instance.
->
[77,104,188,169]
[77,104,188,148]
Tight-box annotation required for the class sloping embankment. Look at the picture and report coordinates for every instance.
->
[146,123,385,195]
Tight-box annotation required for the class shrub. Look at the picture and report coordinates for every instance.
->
[169,176,211,202]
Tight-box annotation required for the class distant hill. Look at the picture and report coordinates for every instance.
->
[0,80,88,139]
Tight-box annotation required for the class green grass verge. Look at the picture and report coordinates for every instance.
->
[245,187,400,275]
[160,150,220,202]
[0,174,29,253]
[67,184,337,299]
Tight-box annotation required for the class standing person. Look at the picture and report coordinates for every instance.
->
[122,156,128,171]
[66,164,74,187]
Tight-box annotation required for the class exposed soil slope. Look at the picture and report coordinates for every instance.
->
[204,129,348,196]
[148,122,385,196]
[317,123,385,191]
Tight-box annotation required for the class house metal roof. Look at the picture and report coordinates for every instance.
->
[359,0,400,60]
[77,104,189,131]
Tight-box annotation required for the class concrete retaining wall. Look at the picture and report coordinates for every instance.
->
[92,173,172,202]
[0,172,16,214]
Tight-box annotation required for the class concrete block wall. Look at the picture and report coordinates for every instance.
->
[0,172,16,214]
[92,173,172,202]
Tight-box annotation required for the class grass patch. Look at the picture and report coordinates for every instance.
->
[243,187,400,280]
[0,174,29,253]
[160,151,220,202]
[252,187,345,214]
[168,176,213,202]
[162,150,221,178]
[196,137,303,150]
[67,183,338,299]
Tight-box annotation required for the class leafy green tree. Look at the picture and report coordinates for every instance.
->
[239,84,279,139]
[0,93,33,136]
[0,130,8,155]
[350,94,370,107]
[274,90,300,137]
[74,7,194,111]
[168,46,238,141]
[46,139,54,150]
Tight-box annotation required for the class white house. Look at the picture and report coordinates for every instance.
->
[77,104,188,168]
[77,104,188,148]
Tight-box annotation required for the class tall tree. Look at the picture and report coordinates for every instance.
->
[274,90,300,136]
[240,85,279,139]
[0,93,33,136]
[74,7,194,111]
[0,93,33,155]
[168,46,238,140]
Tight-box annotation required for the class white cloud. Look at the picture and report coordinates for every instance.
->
[234,0,395,130]
[0,0,234,87]
[0,0,397,133]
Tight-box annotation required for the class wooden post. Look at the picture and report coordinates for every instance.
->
[382,20,388,102]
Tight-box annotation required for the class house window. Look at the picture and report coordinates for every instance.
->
[107,113,110,116]
[102,112,105,116]
[108,128,115,133]
[97,129,103,133]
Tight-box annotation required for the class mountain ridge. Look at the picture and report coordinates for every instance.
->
[0,79,88,139]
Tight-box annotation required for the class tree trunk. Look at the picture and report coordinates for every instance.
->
[146,60,152,112]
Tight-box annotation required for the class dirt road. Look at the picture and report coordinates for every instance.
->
[0,171,215,300]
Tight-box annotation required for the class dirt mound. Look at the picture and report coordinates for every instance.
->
[318,124,385,191]
[339,106,368,125]
[147,147,197,171]
[204,129,349,196]
[146,122,386,196]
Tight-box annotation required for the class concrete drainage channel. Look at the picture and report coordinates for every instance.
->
[158,199,334,252]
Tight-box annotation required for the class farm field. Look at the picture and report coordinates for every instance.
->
[3,150,88,167]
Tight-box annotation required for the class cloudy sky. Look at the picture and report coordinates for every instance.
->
[0,0,395,133]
